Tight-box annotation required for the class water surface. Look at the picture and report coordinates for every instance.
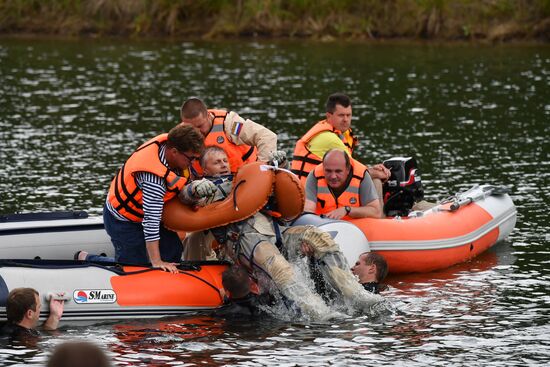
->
[0,38,549,366]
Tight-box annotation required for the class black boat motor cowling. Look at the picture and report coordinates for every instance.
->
[382,156,424,217]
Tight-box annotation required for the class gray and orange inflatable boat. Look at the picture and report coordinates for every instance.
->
[0,259,229,322]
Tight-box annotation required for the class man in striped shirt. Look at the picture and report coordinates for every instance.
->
[104,124,216,273]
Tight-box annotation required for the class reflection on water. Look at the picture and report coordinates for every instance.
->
[0,39,549,366]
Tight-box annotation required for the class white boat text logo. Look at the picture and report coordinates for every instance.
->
[73,289,117,304]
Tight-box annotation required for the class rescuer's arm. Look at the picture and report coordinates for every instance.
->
[224,111,277,162]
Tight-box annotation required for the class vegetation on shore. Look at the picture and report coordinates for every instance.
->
[0,0,549,42]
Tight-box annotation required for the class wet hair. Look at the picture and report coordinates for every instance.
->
[325,93,351,113]
[222,265,251,299]
[200,146,227,171]
[6,288,38,323]
[180,97,208,120]
[166,124,204,154]
[362,252,389,282]
[47,341,111,367]
[323,148,351,170]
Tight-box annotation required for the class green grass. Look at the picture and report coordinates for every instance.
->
[0,0,548,41]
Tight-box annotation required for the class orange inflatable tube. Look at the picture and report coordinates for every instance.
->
[274,169,305,220]
[112,264,227,307]
[162,163,306,232]
[163,162,274,232]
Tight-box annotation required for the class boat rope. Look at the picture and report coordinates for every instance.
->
[178,270,224,302]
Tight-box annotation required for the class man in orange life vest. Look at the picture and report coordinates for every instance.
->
[303,149,383,219]
[291,93,390,196]
[104,124,217,273]
[180,97,284,175]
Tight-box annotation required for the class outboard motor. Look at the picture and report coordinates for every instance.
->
[382,157,424,217]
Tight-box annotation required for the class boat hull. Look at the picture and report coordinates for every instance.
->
[0,185,517,274]
[297,185,517,273]
[0,213,113,260]
[0,260,228,321]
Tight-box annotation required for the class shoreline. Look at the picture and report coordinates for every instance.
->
[1,31,548,46]
[1,1,548,44]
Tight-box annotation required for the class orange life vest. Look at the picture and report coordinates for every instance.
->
[291,120,357,184]
[191,109,257,175]
[313,158,367,216]
[108,134,187,222]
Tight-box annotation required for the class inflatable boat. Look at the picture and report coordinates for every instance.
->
[0,162,516,274]
[0,211,113,259]
[0,259,228,322]
[162,161,516,274]
[295,184,516,273]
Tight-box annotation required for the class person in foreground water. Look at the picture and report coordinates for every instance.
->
[0,287,64,344]
[47,341,111,367]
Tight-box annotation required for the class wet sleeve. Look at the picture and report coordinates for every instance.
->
[359,173,378,205]
[305,171,319,203]
[223,111,277,162]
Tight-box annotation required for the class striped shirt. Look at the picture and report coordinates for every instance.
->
[106,143,180,242]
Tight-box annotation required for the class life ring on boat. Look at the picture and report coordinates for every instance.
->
[274,169,305,220]
[163,162,274,232]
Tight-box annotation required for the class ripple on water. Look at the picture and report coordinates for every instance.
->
[0,40,549,366]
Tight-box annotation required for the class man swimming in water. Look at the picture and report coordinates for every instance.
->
[180,146,383,319]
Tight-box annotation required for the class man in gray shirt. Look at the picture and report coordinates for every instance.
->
[304,149,383,219]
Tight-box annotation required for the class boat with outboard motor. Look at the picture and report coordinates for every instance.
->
[295,184,516,273]
[0,259,228,322]
[0,161,516,274]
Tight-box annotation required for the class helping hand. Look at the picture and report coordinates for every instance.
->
[49,294,65,319]
[151,259,179,274]
[369,164,391,181]
[191,178,217,199]
[269,150,288,169]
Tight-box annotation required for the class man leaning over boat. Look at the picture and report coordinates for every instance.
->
[102,124,218,273]
[179,97,277,177]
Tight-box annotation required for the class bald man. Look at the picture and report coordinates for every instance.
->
[304,149,383,219]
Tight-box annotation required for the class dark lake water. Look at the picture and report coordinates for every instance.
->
[0,38,549,366]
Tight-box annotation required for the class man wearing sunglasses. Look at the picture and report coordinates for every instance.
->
[103,124,217,273]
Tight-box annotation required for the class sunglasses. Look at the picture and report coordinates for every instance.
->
[180,151,199,162]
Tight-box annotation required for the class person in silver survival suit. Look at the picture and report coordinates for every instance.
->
[180,146,383,319]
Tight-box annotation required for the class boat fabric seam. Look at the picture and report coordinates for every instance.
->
[0,308,222,318]
[0,224,105,236]
[0,217,104,231]
[0,261,211,278]
[0,261,125,275]
[369,207,517,251]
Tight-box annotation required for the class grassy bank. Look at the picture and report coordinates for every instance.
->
[1,0,549,42]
